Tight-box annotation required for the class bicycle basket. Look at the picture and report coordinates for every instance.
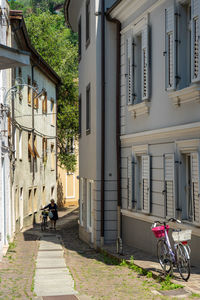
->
[172,230,192,242]
[151,225,169,238]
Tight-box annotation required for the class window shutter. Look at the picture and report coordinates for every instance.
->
[191,0,200,81]
[142,25,149,100]
[126,36,134,105]
[191,152,200,224]
[165,3,176,89]
[128,156,133,209]
[142,155,150,213]
[164,154,176,218]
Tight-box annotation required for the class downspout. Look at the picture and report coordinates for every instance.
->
[100,0,105,246]
[106,14,122,253]
[32,65,35,183]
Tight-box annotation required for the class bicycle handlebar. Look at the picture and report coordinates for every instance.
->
[152,218,181,227]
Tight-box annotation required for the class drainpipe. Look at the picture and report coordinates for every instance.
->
[100,0,105,246]
[106,13,122,253]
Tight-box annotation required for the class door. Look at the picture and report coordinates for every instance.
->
[19,188,23,229]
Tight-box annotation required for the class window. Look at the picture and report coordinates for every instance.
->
[28,188,32,214]
[42,185,46,207]
[51,143,55,170]
[79,95,81,136]
[28,133,35,162]
[86,84,91,134]
[42,137,47,163]
[80,178,83,226]
[15,188,19,220]
[28,76,31,105]
[66,137,75,154]
[34,135,40,159]
[86,0,90,47]
[131,154,151,213]
[42,90,47,114]
[182,152,200,224]
[19,130,22,160]
[78,16,82,59]
[33,188,37,212]
[126,24,150,105]
[87,180,92,230]
[51,98,55,126]
[18,67,23,101]
[33,81,39,109]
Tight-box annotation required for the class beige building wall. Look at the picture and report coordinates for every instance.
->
[57,143,79,208]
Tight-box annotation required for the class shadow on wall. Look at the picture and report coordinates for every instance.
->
[57,176,64,208]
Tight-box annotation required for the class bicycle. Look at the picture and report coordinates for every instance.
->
[40,209,49,231]
[151,218,192,281]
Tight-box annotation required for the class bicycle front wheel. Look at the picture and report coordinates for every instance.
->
[176,243,190,281]
[157,239,173,274]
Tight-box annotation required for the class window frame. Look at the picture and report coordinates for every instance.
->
[85,0,90,48]
[86,83,91,135]
[78,16,82,60]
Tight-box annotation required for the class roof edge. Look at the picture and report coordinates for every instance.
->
[106,0,123,16]
[10,10,61,84]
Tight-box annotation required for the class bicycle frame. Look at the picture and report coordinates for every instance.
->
[164,224,176,263]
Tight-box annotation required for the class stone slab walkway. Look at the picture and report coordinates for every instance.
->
[34,234,78,298]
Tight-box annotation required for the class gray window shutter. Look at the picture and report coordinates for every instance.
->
[165,3,176,89]
[126,36,134,105]
[191,0,200,81]
[164,154,176,218]
[191,152,200,224]
[142,155,150,214]
[142,25,149,100]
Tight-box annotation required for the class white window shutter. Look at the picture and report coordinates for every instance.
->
[191,0,200,82]
[142,25,149,100]
[128,156,133,209]
[126,36,134,105]
[165,3,176,89]
[191,152,200,224]
[164,154,176,218]
[142,155,150,214]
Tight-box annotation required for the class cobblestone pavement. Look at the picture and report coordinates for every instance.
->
[0,231,38,300]
[1,208,200,299]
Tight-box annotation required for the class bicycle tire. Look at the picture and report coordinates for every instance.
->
[176,243,191,281]
[157,239,173,274]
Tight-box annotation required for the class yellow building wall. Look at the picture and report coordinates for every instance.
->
[57,147,79,208]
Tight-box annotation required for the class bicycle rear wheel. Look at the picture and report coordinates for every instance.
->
[176,243,190,281]
[157,239,173,274]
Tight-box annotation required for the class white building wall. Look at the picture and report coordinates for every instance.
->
[0,0,13,260]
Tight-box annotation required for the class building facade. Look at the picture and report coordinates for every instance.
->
[0,1,30,260]
[10,11,60,229]
[66,0,200,267]
[57,140,79,208]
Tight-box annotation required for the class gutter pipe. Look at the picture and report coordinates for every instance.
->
[106,12,122,253]
[100,0,105,245]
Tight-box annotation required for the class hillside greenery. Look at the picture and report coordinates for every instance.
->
[9,0,79,172]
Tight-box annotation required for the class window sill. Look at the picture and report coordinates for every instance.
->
[168,84,200,106]
[127,100,150,118]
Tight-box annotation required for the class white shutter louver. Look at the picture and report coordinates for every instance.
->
[191,153,200,224]
[128,156,133,209]
[142,25,149,100]
[142,155,150,213]
[165,4,176,89]
[164,154,175,218]
[191,0,200,81]
[126,36,134,105]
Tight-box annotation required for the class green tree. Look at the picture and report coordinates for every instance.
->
[25,12,79,172]
[9,0,79,171]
